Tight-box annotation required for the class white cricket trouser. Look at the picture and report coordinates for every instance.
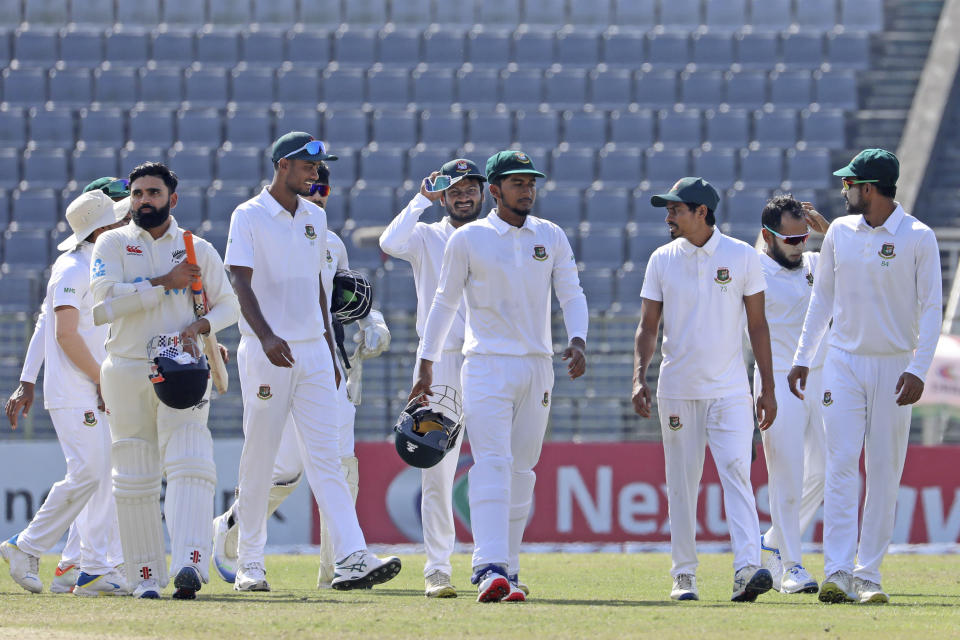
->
[61,524,81,567]
[754,367,826,568]
[415,350,465,577]
[461,354,553,574]
[658,394,761,577]
[820,347,912,584]
[16,407,121,575]
[235,336,366,567]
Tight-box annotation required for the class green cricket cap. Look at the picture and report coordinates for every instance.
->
[439,158,486,182]
[832,148,899,185]
[650,177,720,210]
[485,150,546,181]
[271,131,339,164]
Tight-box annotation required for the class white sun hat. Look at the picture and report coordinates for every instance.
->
[57,190,117,251]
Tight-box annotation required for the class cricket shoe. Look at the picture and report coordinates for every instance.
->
[212,512,237,583]
[331,551,401,590]
[731,565,773,602]
[818,571,856,604]
[234,563,270,592]
[1,534,43,594]
[172,566,203,600]
[471,564,510,603]
[853,577,889,604]
[425,570,457,598]
[670,574,699,601]
[760,535,783,592]
[51,562,79,593]
[509,573,530,596]
[132,579,161,599]
[780,564,819,594]
[503,577,526,603]
[74,570,128,597]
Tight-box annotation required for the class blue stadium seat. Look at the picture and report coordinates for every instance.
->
[579,228,625,268]
[231,67,275,105]
[814,71,857,109]
[217,147,263,186]
[827,32,870,70]
[753,108,798,148]
[723,189,768,226]
[104,29,150,66]
[70,0,115,24]
[602,30,644,67]
[287,31,332,66]
[580,267,615,311]
[737,32,778,70]
[584,188,629,228]
[612,0,655,26]
[79,108,126,148]
[456,67,499,108]
[241,30,285,66]
[513,29,554,66]
[343,0,388,24]
[568,0,611,26]
[609,110,655,147]
[555,29,601,68]
[635,71,677,108]
[411,67,455,107]
[381,264,416,305]
[206,186,252,224]
[692,33,735,70]
[93,67,137,106]
[138,67,184,105]
[422,27,466,67]
[705,0,747,30]
[590,68,632,109]
[329,149,358,188]
[0,109,27,148]
[120,145,168,172]
[321,109,367,148]
[348,186,395,226]
[795,0,838,32]
[0,272,39,311]
[801,109,846,149]
[28,108,74,145]
[151,30,195,65]
[0,149,20,188]
[726,71,767,107]
[539,187,583,228]
[769,71,813,108]
[168,147,214,187]
[275,107,319,139]
[680,71,724,108]
[277,68,320,105]
[739,148,783,189]
[786,149,830,189]
[209,0,253,25]
[0,32,10,67]
[524,0,565,25]
[71,145,118,186]
[561,110,606,146]
[407,147,453,183]
[14,29,58,65]
[660,0,702,30]
[359,148,405,186]
[419,109,464,147]
[2,229,49,270]
[323,190,347,230]
[298,0,341,25]
[475,0,516,24]
[598,148,642,187]
[10,189,59,230]
[705,109,749,148]
[467,29,511,68]
[372,109,418,147]
[647,32,689,68]
[658,109,701,146]
[161,0,204,25]
[467,110,511,146]
[782,32,824,69]
[367,67,410,107]
[117,1,160,23]
[184,67,229,107]
[515,111,559,148]
[225,109,273,146]
[841,0,884,33]
[628,227,671,264]
[23,148,68,188]
[2,68,47,106]
[379,29,421,67]
[59,29,104,67]
[645,148,689,186]
[128,107,175,146]
[334,29,377,66]
[176,108,223,148]
[544,69,588,109]
[49,68,93,106]
[749,0,791,30]
[551,148,596,189]
[391,0,432,25]
[501,69,542,107]
[196,30,240,66]
[168,186,204,231]
[321,67,365,106]
[693,148,737,191]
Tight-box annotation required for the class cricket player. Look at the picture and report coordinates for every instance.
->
[411,150,588,603]
[632,177,777,603]
[380,158,486,598]
[1,191,127,596]
[754,195,831,594]
[788,149,942,604]
[226,132,399,592]
[91,162,240,599]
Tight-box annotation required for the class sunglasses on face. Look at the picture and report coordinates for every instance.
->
[102,178,130,198]
[841,177,878,190]
[763,225,809,245]
[283,140,327,159]
[309,183,331,197]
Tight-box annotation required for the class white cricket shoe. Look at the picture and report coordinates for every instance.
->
[1,535,43,594]
[51,562,79,593]
[760,535,783,592]
[854,577,889,604]
[502,580,526,603]
[731,565,773,602]
[212,512,237,583]
[472,565,510,603]
[132,579,161,599]
[508,573,530,596]
[234,563,271,592]
[425,570,457,598]
[331,551,401,590]
[670,573,699,601]
[819,571,856,603]
[780,564,819,594]
[73,570,128,597]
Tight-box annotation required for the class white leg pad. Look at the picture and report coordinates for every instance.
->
[319,457,359,584]
[163,424,217,583]
[112,438,167,588]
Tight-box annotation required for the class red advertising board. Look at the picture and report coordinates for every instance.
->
[313,442,960,545]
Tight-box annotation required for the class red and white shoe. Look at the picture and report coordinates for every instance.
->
[51,563,79,593]
[472,565,509,603]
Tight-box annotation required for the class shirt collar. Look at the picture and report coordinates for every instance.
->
[678,228,720,256]
[260,186,309,218]
[758,251,785,273]
[489,209,534,235]
[134,215,179,242]
[856,203,905,234]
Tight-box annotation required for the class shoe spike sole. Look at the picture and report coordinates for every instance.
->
[331,558,402,591]
[732,569,773,602]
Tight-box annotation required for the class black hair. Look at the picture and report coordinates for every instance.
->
[316,161,331,184]
[683,202,715,227]
[760,194,804,232]
[129,162,178,194]
[876,183,897,198]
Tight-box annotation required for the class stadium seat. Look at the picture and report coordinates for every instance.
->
[456,68,500,108]
[343,0,387,24]
[231,67,275,106]
[49,68,93,107]
[206,186,252,224]
[240,30,285,66]
[603,30,644,68]
[513,29,555,66]
[129,107,176,146]
[658,109,701,147]
[0,109,27,148]
[185,67,229,107]
[372,109,418,147]
[2,68,47,106]
[23,148,67,188]
[801,109,846,149]
[104,29,150,66]
[348,186,395,226]
[691,33,735,70]
[297,0,341,25]
[555,29,601,69]
[705,0,747,30]
[379,28,421,67]
[612,0,655,26]
[693,148,737,191]
[225,109,273,146]
[287,32,332,66]
[407,147,454,183]
[14,29,58,65]
[814,71,858,109]
[169,186,204,231]
[466,110,511,146]
[277,68,320,105]
[724,189,769,226]
[359,148,405,186]
[391,0,432,25]
[726,71,767,107]
[590,68,633,109]
[841,0,884,33]
[524,0,565,25]
[786,148,830,189]
[176,108,223,148]
[330,149,359,189]
[275,106,319,139]
[138,67,184,106]
[93,67,137,107]
[705,109,750,148]
[544,69,588,109]
[0,272,39,311]
[515,111,559,148]
[0,149,20,189]
[324,191,347,230]
[615,266,646,311]
[168,147,214,187]
[609,110,655,147]
[466,29,512,68]
[501,69,543,107]
[795,0,839,32]
[70,0,115,25]
[739,148,783,189]
[550,148,596,190]
[120,145,168,172]
[769,71,813,108]
[628,228,670,264]
[579,228,625,268]
[28,108,74,145]
[161,0,204,24]
[209,0,253,25]
[10,189,59,229]
[539,187,583,228]
[367,67,411,107]
[753,108,798,148]
[827,32,870,70]
[0,31,10,67]
[561,110,606,146]
[660,0,702,29]
[580,268,615,311]
[2,229,49,269]
[645,148,690,186]
[78,108,126,155]
[584,187,629,228]
[321,109,367,148]
[680,71,724,108]
[422,27,466,67]
[217,147,263,186]
[59,28,104,67]
[598,148,642,187]
[321,67,365,106]
[782,32,824,69]
[117,1,160,24]
[737,32,778,70]
[151,30,195,65]
[196,30,240,66]
[419,109,464,147]
[636,71,677,108]
[647,32,689,69]
[411,67,456,107]
[334,29,377,66]
[749,0,791,30]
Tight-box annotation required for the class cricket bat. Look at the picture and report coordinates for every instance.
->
[182,231,228,394]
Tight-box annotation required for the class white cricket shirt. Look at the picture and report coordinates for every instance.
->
[18,303,46,384]
[793,205,942,381]
[225,187,329,342]
[91,215,239,360]
[641,229,766,399]
[758,251,828,372]
[419,209,588,362]
[320,230,349,311]
[379,194,466,353]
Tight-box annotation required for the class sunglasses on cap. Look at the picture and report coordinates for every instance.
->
[841,177,878,189]
[763,225,809,246]
[283,140,327,159]
[102,178,130,197]
[309,183,331,197]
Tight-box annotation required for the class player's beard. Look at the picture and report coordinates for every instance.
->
[445,195,482,224]
[504,195,534,218]
[768,239,803,270]
[133,201,171,230]
[844,189,865,215]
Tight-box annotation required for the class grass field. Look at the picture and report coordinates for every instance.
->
[2,553,959,639]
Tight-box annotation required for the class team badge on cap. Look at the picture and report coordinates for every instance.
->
[542,392,550,407]
[669,415,682,431]
[714,267,731,284]
[822,391,833,406]
[305,224,317,240]
[455,160,469,172]
[533,245,548,261]
[83,411,97,426]
[514,152,530,163]
[878,243,896,259]
[258,385,272,400]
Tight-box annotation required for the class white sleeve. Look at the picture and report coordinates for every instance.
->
[195,236,241,335]
[19,303,46,383]
[905,229,943,381]
[51,258,88,311]
[743,247,766,296]
[552,229,588,342]
[794,226,836,367]
[223,208,254,270]
[639,252,663,302]
[418,231,469,362]
[378,194,431,263]
[332,234,350,271]
[90,230,127,303]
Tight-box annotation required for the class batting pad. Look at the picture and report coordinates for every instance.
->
[164,423,217,583]
[112,438,168,588]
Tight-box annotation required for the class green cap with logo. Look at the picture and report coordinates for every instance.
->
[271,131,339,164]
[83,176,130,199]
[650,177,720,210]
[485,150,546,181]
[439,158,486,182]
[832,148,899,185]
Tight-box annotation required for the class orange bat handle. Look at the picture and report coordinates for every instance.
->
[182,231,204,294]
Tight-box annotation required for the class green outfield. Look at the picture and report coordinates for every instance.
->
[1,553,958,639]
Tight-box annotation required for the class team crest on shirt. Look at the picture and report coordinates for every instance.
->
[878,242,896,259]
[542,392,550,407]
[533,245,548,261]
[326,249,333,263]
[806,272,814,286]
[257,384,273,400]
[668,415,682,431]
[305,224,317,240]
[83,410,97,426]
[822,390,833,406]
[714,267,732,284]
[171,248,186,263]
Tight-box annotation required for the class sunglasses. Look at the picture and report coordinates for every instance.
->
[841,177,878,189]
[102,178,130,198]
[763,225,809,245]
[309,183,331,197]
[283,140,327,159]
[424,175,463,192]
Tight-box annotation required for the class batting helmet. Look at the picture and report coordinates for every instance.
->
[331,269,372,325]
[393,386,463,469]
[147,334,210,410]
